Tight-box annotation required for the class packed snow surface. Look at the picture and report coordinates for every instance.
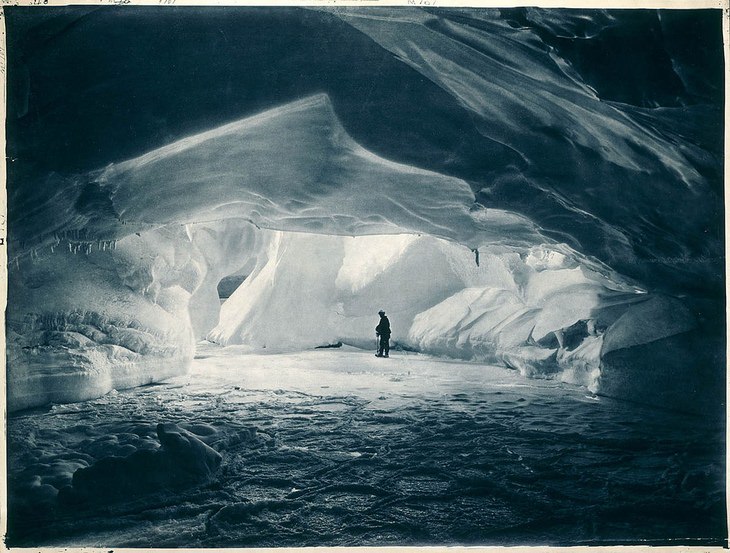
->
[6,345,725,547]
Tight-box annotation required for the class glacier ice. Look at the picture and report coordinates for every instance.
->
[4,9,723,415]
[329,8,723,295]
[6,94,552,411]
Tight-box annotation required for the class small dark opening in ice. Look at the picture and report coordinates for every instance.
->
[217,274,248,300]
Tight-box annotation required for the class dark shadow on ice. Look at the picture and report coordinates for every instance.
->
[58,423,222,505]
[315,342,343,349]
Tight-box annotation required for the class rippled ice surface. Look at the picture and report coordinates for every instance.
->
[7,344,726,547]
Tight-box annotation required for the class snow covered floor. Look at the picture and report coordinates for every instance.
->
[7,344,726,547]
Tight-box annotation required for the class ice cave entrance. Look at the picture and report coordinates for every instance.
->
[195,225,619,395]
[205,230,475,353]
[182,222,716,419]
[8,218,713,416]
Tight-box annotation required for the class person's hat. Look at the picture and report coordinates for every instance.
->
[378,310,385,315]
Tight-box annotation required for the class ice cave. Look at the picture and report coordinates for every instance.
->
[4,6,726,547]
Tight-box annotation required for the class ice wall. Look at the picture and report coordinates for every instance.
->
[7,220,260,411]
[7,229,196,410]
[186,220,262,339]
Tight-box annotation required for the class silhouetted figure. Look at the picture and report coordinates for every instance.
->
[375,310,391,358]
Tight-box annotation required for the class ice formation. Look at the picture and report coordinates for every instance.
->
[5,8,723,413]
[58,423,222,505]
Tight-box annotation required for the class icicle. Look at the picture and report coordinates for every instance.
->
[68,243,72,253]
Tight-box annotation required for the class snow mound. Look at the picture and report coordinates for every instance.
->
[59,423,222,504]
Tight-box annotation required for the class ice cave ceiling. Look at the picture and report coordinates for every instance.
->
[4,7,725,412]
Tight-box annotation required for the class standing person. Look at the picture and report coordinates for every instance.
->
[375,310,391,358]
